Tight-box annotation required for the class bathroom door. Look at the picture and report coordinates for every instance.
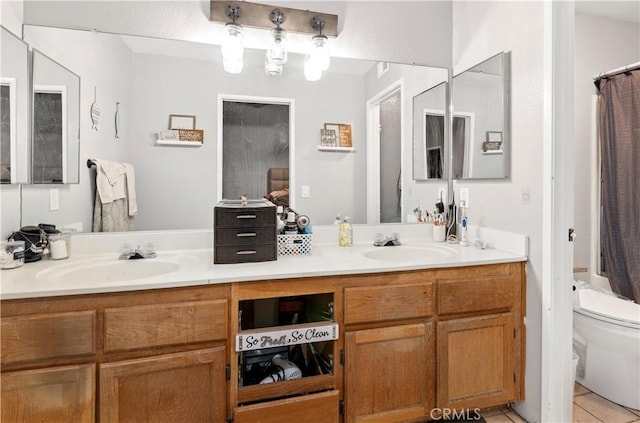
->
[218,95,294,205]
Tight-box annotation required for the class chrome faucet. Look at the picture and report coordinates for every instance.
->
[119,243,157,260]
[373,233,401,247]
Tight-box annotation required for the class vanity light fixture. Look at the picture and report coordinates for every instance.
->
[265,8,287,76]
[222,4,244,74]
[304,16,330,81]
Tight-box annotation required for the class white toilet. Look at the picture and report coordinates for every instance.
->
[573,285,640,410]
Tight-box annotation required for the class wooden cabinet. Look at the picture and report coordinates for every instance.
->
[234,390,339,423]
[1,364,95,423]
[437,314,515,409]
[100,347,226,423]
[344,323,435,423]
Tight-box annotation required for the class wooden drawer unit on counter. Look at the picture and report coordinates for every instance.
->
[214,199,277,264]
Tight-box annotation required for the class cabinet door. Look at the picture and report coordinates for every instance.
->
[100,347,226,423]
[437,313,515,409]
[345,323,435,423]
[234,390,339,423]
[1,364,95,423]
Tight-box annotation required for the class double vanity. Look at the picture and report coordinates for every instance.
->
[1,225,527,423]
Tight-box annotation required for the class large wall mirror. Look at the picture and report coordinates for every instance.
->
[452,52,510,179]
[18,25,448,232]
[31,49,80,184]
[1,26,29,184]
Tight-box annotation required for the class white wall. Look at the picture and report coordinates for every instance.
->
[130,52,366,229]
[452,2,546,421]
[573,13,639,281]
[23,1,452,68]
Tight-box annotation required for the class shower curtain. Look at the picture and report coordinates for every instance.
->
[595,69,640,302]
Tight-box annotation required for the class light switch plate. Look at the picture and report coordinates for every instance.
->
[301,185,310,198]
[49,188,60,211]
[459,187,470,208]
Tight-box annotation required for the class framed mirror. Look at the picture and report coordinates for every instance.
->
[413,81,447,180]
[1,26,29,184]
[19,25,448,231]
[31,49,80,184]
[452,52,510,179]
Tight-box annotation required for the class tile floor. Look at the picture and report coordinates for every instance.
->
[480,383,640,423]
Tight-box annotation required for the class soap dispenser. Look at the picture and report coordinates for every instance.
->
[339,217,353,247]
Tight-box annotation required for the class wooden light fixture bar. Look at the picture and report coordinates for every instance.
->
[210,1,338,37]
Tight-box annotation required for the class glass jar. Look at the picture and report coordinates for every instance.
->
[48,234,71,260]
[1,240,26,269]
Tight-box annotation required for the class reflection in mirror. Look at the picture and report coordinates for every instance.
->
[452,52,510,179]
[31,49,80,184]
[413,82,447,180]
[1,26,29,184]
[19,25,448,232]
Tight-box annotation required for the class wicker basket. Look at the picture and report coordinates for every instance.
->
[277,234,312,256]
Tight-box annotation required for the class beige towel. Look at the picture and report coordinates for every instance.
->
[123,163,137,216]
[95,160,127,204]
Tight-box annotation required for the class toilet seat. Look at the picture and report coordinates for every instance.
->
[574,288,640,329]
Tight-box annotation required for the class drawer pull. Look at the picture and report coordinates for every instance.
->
[236,250,257,255]
[236,232,257,237]
[236,215,257,219]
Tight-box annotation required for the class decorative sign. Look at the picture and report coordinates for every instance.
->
[320,128,337,147]
[338,123,352,147]
[177,129,204,142]
[236,322,339,352]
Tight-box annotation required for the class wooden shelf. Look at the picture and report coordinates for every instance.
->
[317,146,354,152]
[238,374,335,404]
[156,139,202,147]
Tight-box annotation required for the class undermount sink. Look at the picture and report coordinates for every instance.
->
[36,255,190,284]
[363,244,457,263]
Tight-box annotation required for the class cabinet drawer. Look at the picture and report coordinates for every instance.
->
[215,208,275,228]
[234,390,339,423]
[214,244,276,264]
[344,283,433,324]
[1,311,96,364]
[215,227,276,246]
[438,278,516,316]
[104,299,227,352]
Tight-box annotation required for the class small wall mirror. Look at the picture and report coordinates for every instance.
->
[452,52,510,179]
[1,26,29,184]
[413,81,447,180]
[31,49,80,184]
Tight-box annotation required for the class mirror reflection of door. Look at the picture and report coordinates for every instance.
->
[379,91,402,224]
[221,98,292,203]
[32,86,66,184]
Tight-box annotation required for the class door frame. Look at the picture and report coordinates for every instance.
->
[365,78,404,224]
[216,94,295,208]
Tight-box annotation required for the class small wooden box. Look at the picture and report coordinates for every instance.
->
[214,199,277,264]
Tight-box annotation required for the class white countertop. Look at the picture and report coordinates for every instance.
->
[0,224,528,300]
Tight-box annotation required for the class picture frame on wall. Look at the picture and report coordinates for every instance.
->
[169,114,196,130]
[324,123,352,148]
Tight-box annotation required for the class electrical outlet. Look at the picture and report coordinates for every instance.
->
[522,187,531,205]
[49,188,60,211]
[459,188,470,207]
[301,185,310,198]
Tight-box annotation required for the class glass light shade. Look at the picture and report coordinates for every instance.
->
[308,34,330,72]
[223,57,243,74]
[304,55,322,81]
[222,22,244,62]
[267,27,288,65]
[265,53,283,76]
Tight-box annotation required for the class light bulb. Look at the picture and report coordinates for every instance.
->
[304,55,322,81]
[222,22,244,62]
[267,27,288,65]
[265,53,283,76]
[223,57,243,74]
[309,34,330,72]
